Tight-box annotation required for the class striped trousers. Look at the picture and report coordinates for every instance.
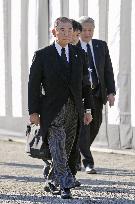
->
[47,97,78,189]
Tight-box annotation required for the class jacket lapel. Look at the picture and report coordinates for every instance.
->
[49,43,69,85]
[76,40,82,49]
[92,39,100,70]
[69,44,81,82]
[49,43,81,85]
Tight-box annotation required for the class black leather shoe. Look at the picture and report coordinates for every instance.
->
[44,182,60,195]
[61,188,72,199]
[85,165,97,174]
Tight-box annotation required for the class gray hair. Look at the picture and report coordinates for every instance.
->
[78,16,95,27]
[54,17,72,28]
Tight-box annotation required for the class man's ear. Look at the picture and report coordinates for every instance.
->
[52,28,56,37]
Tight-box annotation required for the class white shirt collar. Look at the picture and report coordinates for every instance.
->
[54,41,69,62]
[80,39,92,52]
[55,41,68,56]
[80,39,97,69]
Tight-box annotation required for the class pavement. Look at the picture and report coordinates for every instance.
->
[0,137,135,204]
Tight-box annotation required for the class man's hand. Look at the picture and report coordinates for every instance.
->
[30,113,40,126]
[107,93,115,107]
[84,113,93,125]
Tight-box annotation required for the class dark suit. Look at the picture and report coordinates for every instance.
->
[28,43,93,138]
[28,43,93,188]
[77,39,116,168]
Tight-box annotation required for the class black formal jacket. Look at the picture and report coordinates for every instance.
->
[28,43,93,139]
[77,39,116,104]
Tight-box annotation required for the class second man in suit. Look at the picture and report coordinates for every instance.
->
[77,16,116,174]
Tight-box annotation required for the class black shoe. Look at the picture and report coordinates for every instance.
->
[44,182,60,195]
[61,188,72,199]
[85,165,97,174]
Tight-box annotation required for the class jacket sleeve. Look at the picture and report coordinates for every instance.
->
[28,51,43,115]
[81,50,94,109]
[104,41,116,95]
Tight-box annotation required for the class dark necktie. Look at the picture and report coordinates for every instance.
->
[86,43,98,87]
[61,47,71,80]
[61,47,67,63]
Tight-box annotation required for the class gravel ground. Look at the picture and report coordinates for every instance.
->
[0,140,135,204]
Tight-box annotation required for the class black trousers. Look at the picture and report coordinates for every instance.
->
[79,96,103,168]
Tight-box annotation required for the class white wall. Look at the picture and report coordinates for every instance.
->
[0,0,134,149]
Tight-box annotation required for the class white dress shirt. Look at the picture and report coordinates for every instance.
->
[80,40,96,68]
[55,41,69,62]
[80,39,99,82]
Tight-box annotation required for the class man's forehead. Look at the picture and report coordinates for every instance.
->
[82,22,94,28]
[57,22,73,28]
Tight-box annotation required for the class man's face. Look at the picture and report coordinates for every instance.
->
[71,30,81,45]
[80,22,94,43]
[53,21,73,47]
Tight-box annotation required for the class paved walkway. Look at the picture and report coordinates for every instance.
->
[0,139,135,204]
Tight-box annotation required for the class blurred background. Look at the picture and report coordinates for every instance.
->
[0,0,135,150]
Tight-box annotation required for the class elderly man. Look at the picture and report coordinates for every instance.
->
[77,16,116,174]
[28,17,93,199]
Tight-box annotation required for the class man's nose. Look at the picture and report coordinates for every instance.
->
[63,31,69,36]
[85,31,90,35]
